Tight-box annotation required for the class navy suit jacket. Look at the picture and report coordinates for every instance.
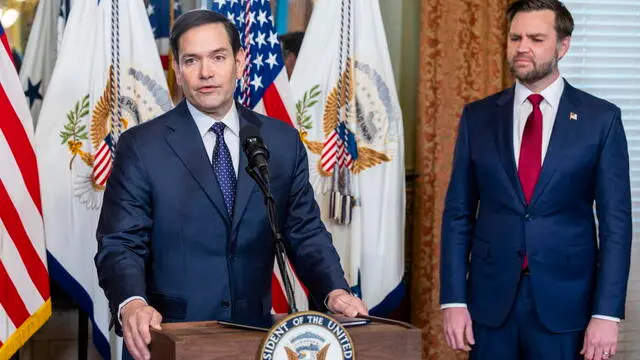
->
[440,81,632,333]
[95,100,348,334]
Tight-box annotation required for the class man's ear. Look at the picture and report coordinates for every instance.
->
[235,48,246,79]
[172,58,183,86]
[557,36,571,61]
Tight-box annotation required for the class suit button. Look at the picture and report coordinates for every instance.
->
[230,255,239,261]
[221,301,230,309]
[524,213,531,221]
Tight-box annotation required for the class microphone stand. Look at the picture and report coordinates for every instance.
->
[245,166,298,314]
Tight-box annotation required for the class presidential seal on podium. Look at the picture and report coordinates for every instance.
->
[260,311,355,360]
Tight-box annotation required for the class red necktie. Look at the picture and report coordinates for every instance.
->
[518,93,544,269]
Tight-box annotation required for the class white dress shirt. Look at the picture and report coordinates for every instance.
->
[442,76,619,322]
[118,101,240,321]
[513,74,564,165]
[188,100,240,176]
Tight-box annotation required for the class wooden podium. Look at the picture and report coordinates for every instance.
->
[150,316,422,359]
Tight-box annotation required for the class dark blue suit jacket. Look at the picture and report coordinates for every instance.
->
[95,100,348,334]
[440,81,632,333]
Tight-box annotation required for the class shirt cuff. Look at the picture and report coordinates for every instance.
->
[441,303,467,310]
[592,315,620,323]
[118,296,147,325]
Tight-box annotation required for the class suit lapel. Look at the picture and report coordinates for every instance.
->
[165,100,231,226]
[495,87,526,207]
[231,105,263,233]
[528,81,581,208]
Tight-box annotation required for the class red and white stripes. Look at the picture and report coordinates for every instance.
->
[0,25,50,358]
[92,140,113,187]
[320,128,352,174]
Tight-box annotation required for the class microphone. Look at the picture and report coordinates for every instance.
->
[240,123,298,314]
[240,124,270,183]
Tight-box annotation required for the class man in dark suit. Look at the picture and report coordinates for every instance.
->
[95,10,366,360]
[440,1,631,359]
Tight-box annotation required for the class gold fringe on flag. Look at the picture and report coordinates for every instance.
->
[0,299,52,360]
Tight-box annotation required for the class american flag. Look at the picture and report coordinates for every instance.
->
[213,0,294,125]
[321,122,358,173]
[147,0,183,71]
[92,135,114,187]
[211,0,306,313]
[0,24,51,359]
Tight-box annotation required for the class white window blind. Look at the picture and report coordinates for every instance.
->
[559,1,640,357]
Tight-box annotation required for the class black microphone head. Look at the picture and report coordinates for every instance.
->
[240,123,261,145]
[240,124,270,167]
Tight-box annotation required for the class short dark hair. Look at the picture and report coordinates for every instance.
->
[507,0,574,39]
[170,9,242,59]
[278,31,305,57]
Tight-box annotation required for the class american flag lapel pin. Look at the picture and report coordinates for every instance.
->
[570,112,578,121]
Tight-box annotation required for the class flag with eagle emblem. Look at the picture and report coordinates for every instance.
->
[34,0,170,358]
[290,0,405,315]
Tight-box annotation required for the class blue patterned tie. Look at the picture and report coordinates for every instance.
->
[211,122,236,216]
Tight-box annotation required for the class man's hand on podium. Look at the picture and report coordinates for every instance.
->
[326,289,369,317]
[121,299,163,360]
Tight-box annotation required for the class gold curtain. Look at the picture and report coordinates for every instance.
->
[411,0,514,359]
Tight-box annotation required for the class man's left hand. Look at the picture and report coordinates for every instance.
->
[580,318,619,360]
[326,289,368,317]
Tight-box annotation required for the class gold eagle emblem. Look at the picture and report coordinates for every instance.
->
[299,58,390,177]
[90,65,129,155]
[285,347,298,360]
[284,344,330,360]
[61,65,128,190]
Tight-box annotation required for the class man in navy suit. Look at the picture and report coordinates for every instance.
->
[95,10,367,360]
[440,1,631,359]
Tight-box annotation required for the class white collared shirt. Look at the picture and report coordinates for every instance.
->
[513,75,564,167]
[187,100,240,176]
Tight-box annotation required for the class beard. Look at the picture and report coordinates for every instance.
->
[509,49,559,83]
